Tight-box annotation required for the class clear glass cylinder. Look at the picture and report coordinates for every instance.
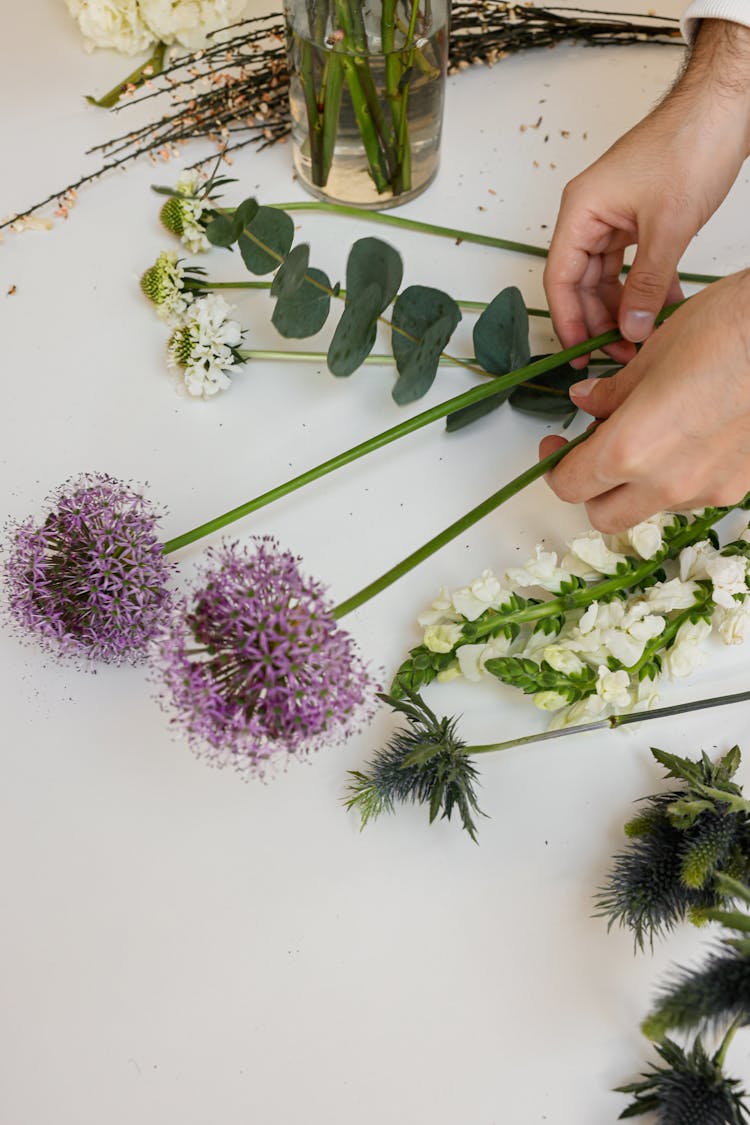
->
[284,0,449,209]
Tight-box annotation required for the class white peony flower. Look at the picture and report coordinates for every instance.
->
[566,531,629,576]
[167,294,243,397]
[451,569,512,622]
[66,0,157,54]
[595,666,632,709]
[705,554,750,609]
[139,0,248,48]
[423,623,464,654]
[663,618,712,678]
[505,545,574,593]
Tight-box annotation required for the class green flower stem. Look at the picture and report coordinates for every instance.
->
[467,506,735,642]
[299,38,325,185]
[715,1019,743,1069]
[268,200,722,285]
[161,326,632,556]
[332,430,591,618]
[85,41,167,109]
[464,689,750,756]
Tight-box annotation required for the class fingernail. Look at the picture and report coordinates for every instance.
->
[621,309,654,343]
[570,378,597,400]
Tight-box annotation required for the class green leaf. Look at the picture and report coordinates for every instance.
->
[445,391,509,432]
[509,355,586,418]
[205,213,236,248]
[345,237,403,313]
[270,243,311,299]
[327,283,381,376]
[272,267,332,339]
[391,286,461,404]
[237,206,295,275]
[231,197,260,241]
[473,286,530,376]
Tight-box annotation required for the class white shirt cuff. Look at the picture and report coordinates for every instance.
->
[681,0,750,43]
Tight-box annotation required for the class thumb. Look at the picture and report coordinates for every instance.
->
[620,235,684,343]
[569,366,642,419]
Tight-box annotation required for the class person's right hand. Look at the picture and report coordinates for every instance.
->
[543,18,750,369]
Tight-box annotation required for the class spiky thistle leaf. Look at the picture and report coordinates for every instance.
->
[642,946,750,1042]
[344,692,484,841]
[616,1035,750,1123]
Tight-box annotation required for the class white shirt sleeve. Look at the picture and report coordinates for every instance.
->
[681,0,750,43]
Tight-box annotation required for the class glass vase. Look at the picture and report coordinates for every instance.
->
[284,0,449,209]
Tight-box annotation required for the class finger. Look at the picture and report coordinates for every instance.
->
[620,227,685,342]
[539,434,568,465]
[569,362,645,419]
[543,423,628,505]
[665,272,685,306]
[585,480,682,534]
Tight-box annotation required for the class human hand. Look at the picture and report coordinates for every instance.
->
[543,19,750,369]
[539,271,750,532]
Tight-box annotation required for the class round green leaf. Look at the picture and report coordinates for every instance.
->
[509,356,588,418]
[271,267,332,339]
[327,282,381,376]
[345,237,403,314]
[205,213,235,248]
[392,313,461,405]
[391,285,461,403]
[231,196,260,241]
[445,391,509,432]
[473,286,530,375]
[238,206,295,275]
[270,243,311,299]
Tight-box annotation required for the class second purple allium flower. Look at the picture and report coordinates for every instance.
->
[156,538,377,774]
[3,473,174,663]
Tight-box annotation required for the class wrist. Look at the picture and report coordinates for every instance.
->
[674,19,750,153]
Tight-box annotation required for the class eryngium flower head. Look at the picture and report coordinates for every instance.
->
[4,473,173,663]
[642,945,750,1043]
[616,1036,749,1124]
[345,692,484,840]
[167,294,243,397]
[155,538,377,775]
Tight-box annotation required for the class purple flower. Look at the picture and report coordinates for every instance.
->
[3,473,174,663]
[155,538,377,774]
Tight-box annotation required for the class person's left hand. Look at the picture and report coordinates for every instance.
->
[540,270,750,531]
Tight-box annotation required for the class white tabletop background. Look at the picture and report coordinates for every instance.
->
[2,2,750,1122]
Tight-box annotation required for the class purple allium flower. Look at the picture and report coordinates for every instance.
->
[3,473,174,664]
[156,538,377,774]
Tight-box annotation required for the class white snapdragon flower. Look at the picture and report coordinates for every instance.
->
[451,569,512,621]
[139,0,248,48]
[455,635,512,681]
[705,555,750,608]
[167,294,243,397]
[416,587,455,628]
[679,538,721,582]
[505,545,574,593]
[547,693,606,730]
[624,513,674,560]
[631,675,660,713]
[423,623,464,654]
[65,0,157,54]
[716,601,750,645]
[663,618,712,678]
[533,690,570,712]
[643,578,700,614]
[565,531,629,576]
[595,666,632,709]
[541,645,585,676]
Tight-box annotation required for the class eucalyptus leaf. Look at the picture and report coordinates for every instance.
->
[270,243,311,299]
[345,237,403,313]
[272,267,332,339]
[205,212,236,248]
[327,282,381,376]
[509,355,587,418]
[473,286,530,375]
[391,286,461,404]
[231,196,260,241]
[445,390,509,433]
[238,206,295,275]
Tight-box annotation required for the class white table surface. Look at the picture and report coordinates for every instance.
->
[2,3,750,1122]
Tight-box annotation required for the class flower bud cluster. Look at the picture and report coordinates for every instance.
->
[414,515,750,728]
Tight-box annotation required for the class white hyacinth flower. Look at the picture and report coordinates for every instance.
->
[167,295,243,398]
